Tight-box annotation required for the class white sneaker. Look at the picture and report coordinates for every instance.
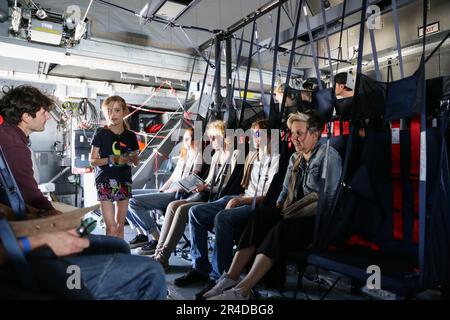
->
[202,273,239,299]
[207,287,250,300]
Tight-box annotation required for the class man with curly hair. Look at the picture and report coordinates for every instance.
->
[0,85,166,300]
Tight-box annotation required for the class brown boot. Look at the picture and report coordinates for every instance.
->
[154,253,170,271]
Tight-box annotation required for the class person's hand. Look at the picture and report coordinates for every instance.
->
[44,229,90,257]
[194,184,208,193]
[275,202,283,209]
[225,198,242,210]
[118,155,132,166]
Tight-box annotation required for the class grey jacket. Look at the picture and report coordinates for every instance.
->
[277,142,342,213]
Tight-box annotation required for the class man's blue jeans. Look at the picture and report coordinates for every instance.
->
[66,235,166,300]
[23,235,166,300]
[189,196,254,280]
[127,190,178,235]
[213,205,254,279]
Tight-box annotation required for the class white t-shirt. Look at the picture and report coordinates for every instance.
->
[170,148,203,183]
[244,152,280,198]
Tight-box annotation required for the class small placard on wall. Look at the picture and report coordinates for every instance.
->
[418,22,440,38]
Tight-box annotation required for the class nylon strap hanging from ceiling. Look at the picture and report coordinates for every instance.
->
[269,11,283,86]
[254,22,269,117]
[335,0,347,74]
[239,19,257,128]
[418,0,428,288]
[196,45,214,118]
[392,0,405,79]
[204,42,223,127]
[304,4,323,91]
[279,0,304,128]
[183,55,197,112]
[320,0,335,87]
[178,25,215,69]
[269,4,282,124]
[232,29,245,104]
[368,25,381,81]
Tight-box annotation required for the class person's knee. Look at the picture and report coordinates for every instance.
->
[88,235,130,255]
[189,205,201,221]
[166,202,178,216]
[175,205,189,220]
[214,210,229,228]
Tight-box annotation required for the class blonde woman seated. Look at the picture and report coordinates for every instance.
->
[153,120,238,270]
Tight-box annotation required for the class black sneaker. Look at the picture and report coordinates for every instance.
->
[128,234,149,249]
[174,269,209,287]
[137,240,158,255]
[194,279,216,300]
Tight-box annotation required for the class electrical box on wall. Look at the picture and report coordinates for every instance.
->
[71,129,95,174]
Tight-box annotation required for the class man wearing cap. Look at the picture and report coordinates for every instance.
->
[334,71,354,98]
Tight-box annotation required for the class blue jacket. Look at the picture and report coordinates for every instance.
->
[277,142,342,213]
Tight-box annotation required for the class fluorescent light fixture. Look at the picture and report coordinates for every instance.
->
[156,1,187,19]
[139,1,200,23]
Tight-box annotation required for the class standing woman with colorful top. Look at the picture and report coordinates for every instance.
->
[89,96,139,239]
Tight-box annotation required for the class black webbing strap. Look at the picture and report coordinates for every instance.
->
[184,56,197,112]
[279,0,304,127]
[211,151,234,201]
[320,0,335,87]
[269,13,283,85]
[269,4,282,125]
[254,22,269,117]
[204,42,223,130]
[251,153,272,210]
[418,0,428,287]
[207,161,220,202]
[214,162,231,200]
[368,27,381,81]
[392,0,405,79]
[335,0,347,74]
[232,29,245,108]
[178,25,215,69]
[239,20,257,128]
[304,4,323,91]
[196,45,214,117]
